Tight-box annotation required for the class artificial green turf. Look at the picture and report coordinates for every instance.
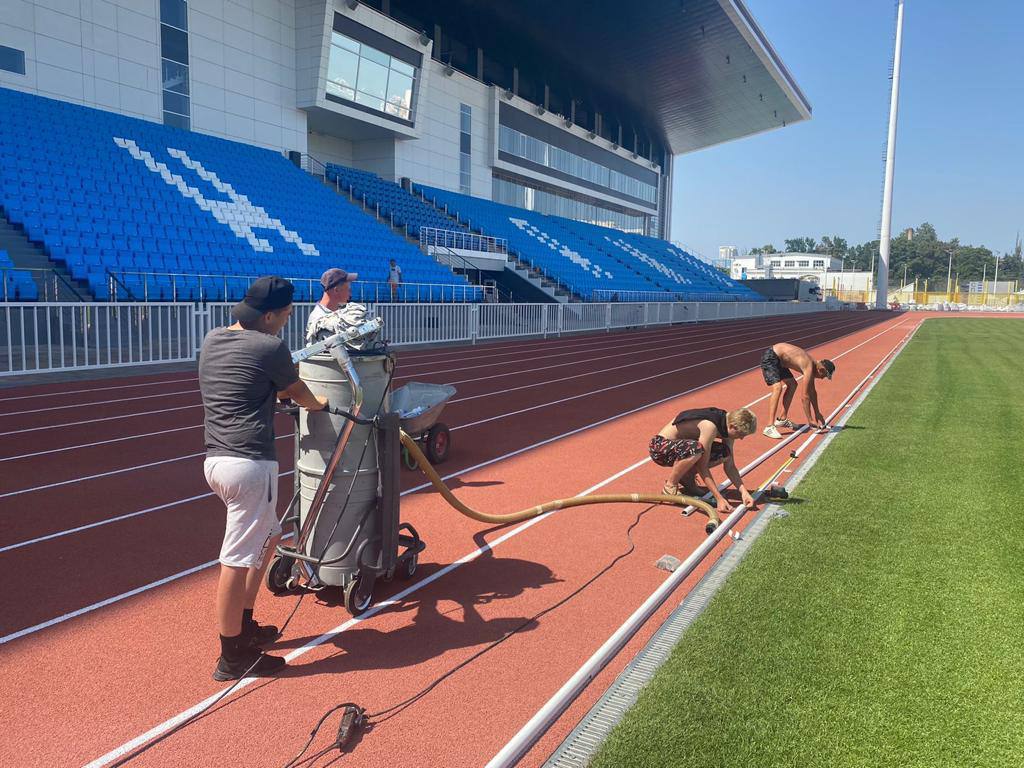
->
[591,319,1024,768]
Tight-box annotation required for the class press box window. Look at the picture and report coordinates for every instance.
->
[0,45,26,75]
[326,32,416,121]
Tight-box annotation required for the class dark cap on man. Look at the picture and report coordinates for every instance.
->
[820,359,836,379]
[231,275,295,323]
[321,268,358,290]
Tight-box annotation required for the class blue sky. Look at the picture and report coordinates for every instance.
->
[671,0,1024,259]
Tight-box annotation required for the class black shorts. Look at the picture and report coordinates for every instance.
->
[761,348,794,386]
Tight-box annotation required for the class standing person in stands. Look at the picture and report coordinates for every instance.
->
[388,258,402,301]
[650,407,758,513]
[199,276,328,681]
[306,267,358,340]
[760,342,835,438]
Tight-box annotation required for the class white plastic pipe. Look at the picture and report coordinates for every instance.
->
[876,0,905,309]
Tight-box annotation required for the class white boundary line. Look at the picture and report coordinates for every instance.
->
[485,320,921,768]
[0,314,876,487]
[75,317,909,767]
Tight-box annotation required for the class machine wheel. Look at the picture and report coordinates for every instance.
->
[402,444,418,470]
[343,573,374,616]
[266,555,295,595]
[400,553,419,580]
[425,424,451,464]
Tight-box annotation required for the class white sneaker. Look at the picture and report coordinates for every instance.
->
[774,418,796,429]
[762,425,783,439]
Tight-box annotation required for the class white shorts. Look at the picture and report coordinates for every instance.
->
[204,456,281,569]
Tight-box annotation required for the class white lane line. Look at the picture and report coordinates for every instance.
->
[79,457,656,768]
[80,312,882,767]
[0,315,864,466]
[0,376,200,402]
[450,314,890,432]
[0,404,201,438]
[1,361,755,643]
[484,321,917,768]
[0,388,200,417]
[0,424,201,463]
[0,433,293,500]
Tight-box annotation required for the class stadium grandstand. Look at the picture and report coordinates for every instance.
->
[0,0,809,307]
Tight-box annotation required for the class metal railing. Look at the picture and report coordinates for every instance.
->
[102,270,483,303]
[1,266,87,302]
[419,228,508,255]
[1,298,835,377]
[591,288,769,304]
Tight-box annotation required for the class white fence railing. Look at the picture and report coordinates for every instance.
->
[0,299,832,377]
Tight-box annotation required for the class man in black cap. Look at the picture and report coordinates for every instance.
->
[306,267,358,340]
[760,342,836,438]
[199,276,327,681]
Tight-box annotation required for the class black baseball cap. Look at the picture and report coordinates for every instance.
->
[819,359,836,379]
[231,276,295,323]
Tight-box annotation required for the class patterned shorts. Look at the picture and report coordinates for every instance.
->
[648,436,704,468]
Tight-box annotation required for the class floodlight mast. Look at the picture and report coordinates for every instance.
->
[876,0,906,309]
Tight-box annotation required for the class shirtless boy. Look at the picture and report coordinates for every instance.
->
[649,407,758,517]
[760,342,835,438]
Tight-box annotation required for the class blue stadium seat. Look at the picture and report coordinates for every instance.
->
[0,87,480,303]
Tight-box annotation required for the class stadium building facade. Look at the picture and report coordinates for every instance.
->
[0,0,809,244]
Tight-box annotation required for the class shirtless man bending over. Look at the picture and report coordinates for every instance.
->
[760,342,835,439]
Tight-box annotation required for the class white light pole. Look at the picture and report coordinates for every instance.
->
[993,253,1001,292]
[876,0,906,309]
[947,249,954,300]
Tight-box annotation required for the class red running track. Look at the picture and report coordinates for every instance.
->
[0,310,911,767]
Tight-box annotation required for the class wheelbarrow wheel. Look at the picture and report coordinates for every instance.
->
[425,423,451,464]
[344,573,374,616]
[402,444,418,471]
[266,555,295,595]
[401,553,419,580]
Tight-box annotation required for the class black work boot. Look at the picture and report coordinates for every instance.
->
[241,609,281,648]
[213,633,286,682]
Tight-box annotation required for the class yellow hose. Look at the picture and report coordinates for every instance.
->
[400,430,718,525]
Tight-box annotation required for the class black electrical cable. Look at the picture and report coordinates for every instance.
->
[110,351,395,767]
[280,506,653,766]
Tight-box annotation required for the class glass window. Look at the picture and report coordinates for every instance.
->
[164,111,190,130]
[385,70,413,115]
[459,132,471,155]
[163,90,190,116]
[325,35,417,121]
[391,58,414,77]
[361,45,389,67]
[0,45,26,75]
[327,46,359,96]
[354,58,388,100]
[355,91,385,112]
[160,0,188,31]
[160,24,189,65]
[161,59,189,95]
[333,32,360,53]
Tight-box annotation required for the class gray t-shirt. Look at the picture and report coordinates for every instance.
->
[199,327,299,461]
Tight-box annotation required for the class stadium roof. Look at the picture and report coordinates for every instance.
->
[443,0,811,155]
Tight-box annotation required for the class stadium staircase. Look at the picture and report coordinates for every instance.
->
[0,87,480,303]
[0,213,88,301]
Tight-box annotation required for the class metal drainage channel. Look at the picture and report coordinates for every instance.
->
[542,501,789,768]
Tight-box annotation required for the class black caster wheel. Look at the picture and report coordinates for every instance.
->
[382,567,395,583]
[343,573,374,616]
[425,423,451,464]
[266,555,295,594]
[400,553,419,580]
[402,444,418,470]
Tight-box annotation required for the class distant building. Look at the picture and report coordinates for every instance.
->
[729,252,842,282]
[903,228,915,241]
[719,246,739,261]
